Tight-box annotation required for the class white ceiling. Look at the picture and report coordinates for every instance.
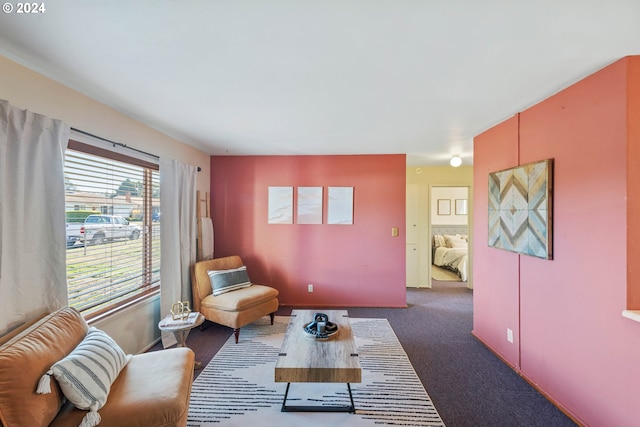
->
[1,1,639,166]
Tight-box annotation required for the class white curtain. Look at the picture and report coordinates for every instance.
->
[0,100,70,337]
[159,159,197,347]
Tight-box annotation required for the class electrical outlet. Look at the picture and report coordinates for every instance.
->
[507,328,514,343]
[308,284,313,293]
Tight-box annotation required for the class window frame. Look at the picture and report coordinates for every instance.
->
[65,139,160,321]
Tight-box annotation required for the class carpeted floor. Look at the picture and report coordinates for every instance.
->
[150,282,576,426]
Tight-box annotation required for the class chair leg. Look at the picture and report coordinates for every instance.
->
[270,313,275,325]
[234,329,240,343]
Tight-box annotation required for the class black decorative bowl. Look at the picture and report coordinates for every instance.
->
[302,312,339,340]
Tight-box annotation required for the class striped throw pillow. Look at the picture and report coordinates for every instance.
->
[208,266,252,296]
[38,327,130,427]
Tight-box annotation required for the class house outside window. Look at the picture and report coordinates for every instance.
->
[64,140,160,319]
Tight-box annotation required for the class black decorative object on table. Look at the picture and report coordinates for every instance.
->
[303,312,339,340]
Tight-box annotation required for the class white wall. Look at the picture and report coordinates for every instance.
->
[0,55,211,354]
[431,186,469,225]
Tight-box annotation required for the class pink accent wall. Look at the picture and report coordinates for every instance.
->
[472,115,522,367]
[473,57,640,426]
[628,58,640,308]
[209,154,407,308]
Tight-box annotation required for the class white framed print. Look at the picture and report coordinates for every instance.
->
[327,186,353,224]
[268,186,293,224]
[297,187,323,224]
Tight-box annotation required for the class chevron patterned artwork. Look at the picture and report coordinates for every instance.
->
[488,159,553,259]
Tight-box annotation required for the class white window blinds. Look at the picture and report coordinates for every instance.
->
[64,140,160,318]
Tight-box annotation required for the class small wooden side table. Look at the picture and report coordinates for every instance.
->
[158,312,205,369]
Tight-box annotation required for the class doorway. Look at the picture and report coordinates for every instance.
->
[405,166,473,290]
[430,186,470,286]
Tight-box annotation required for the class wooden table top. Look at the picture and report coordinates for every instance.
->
[275,309,361,384]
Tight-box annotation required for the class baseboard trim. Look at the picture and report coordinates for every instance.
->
[471,331,585,427]
[278,303,409,309]
[140,337,161,353]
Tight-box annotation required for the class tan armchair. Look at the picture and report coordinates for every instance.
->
[191,255,279,343]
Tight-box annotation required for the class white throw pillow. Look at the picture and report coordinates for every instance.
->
[37,327,131,427]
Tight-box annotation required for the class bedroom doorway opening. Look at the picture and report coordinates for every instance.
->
[430,186,469,286]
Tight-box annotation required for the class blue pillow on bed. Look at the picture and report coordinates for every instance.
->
[208,266,252,296]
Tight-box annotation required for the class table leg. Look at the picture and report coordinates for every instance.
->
[172,330,202,369]
[172,330,189,347]
[281,383,291,412]
[280,383,355,413]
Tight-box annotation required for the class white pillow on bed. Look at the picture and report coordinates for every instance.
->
[433,235,446,248]
[445,235,467,248]
[448,240,468,248]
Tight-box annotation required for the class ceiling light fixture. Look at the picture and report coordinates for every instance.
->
[450,155,462,167]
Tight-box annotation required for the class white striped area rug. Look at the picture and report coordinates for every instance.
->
[187,316,445,427]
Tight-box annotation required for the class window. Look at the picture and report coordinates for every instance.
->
[65,140,160,319]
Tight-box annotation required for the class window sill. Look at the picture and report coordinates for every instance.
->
[622,310,640,323]
[86,288,159,324]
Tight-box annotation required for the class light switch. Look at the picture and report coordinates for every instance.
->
[391,227,399,237]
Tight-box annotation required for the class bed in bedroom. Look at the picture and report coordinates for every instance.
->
[432,226,469,282]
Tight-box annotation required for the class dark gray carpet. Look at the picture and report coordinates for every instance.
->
[150,281,576,427]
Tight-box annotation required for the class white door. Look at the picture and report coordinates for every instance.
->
[406,243,419,287]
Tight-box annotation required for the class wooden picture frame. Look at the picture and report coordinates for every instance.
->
[437,199,451,215]
[455,199,468,215]
[488,159,553,259]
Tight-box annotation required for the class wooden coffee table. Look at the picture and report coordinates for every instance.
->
[275,309,361,413]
